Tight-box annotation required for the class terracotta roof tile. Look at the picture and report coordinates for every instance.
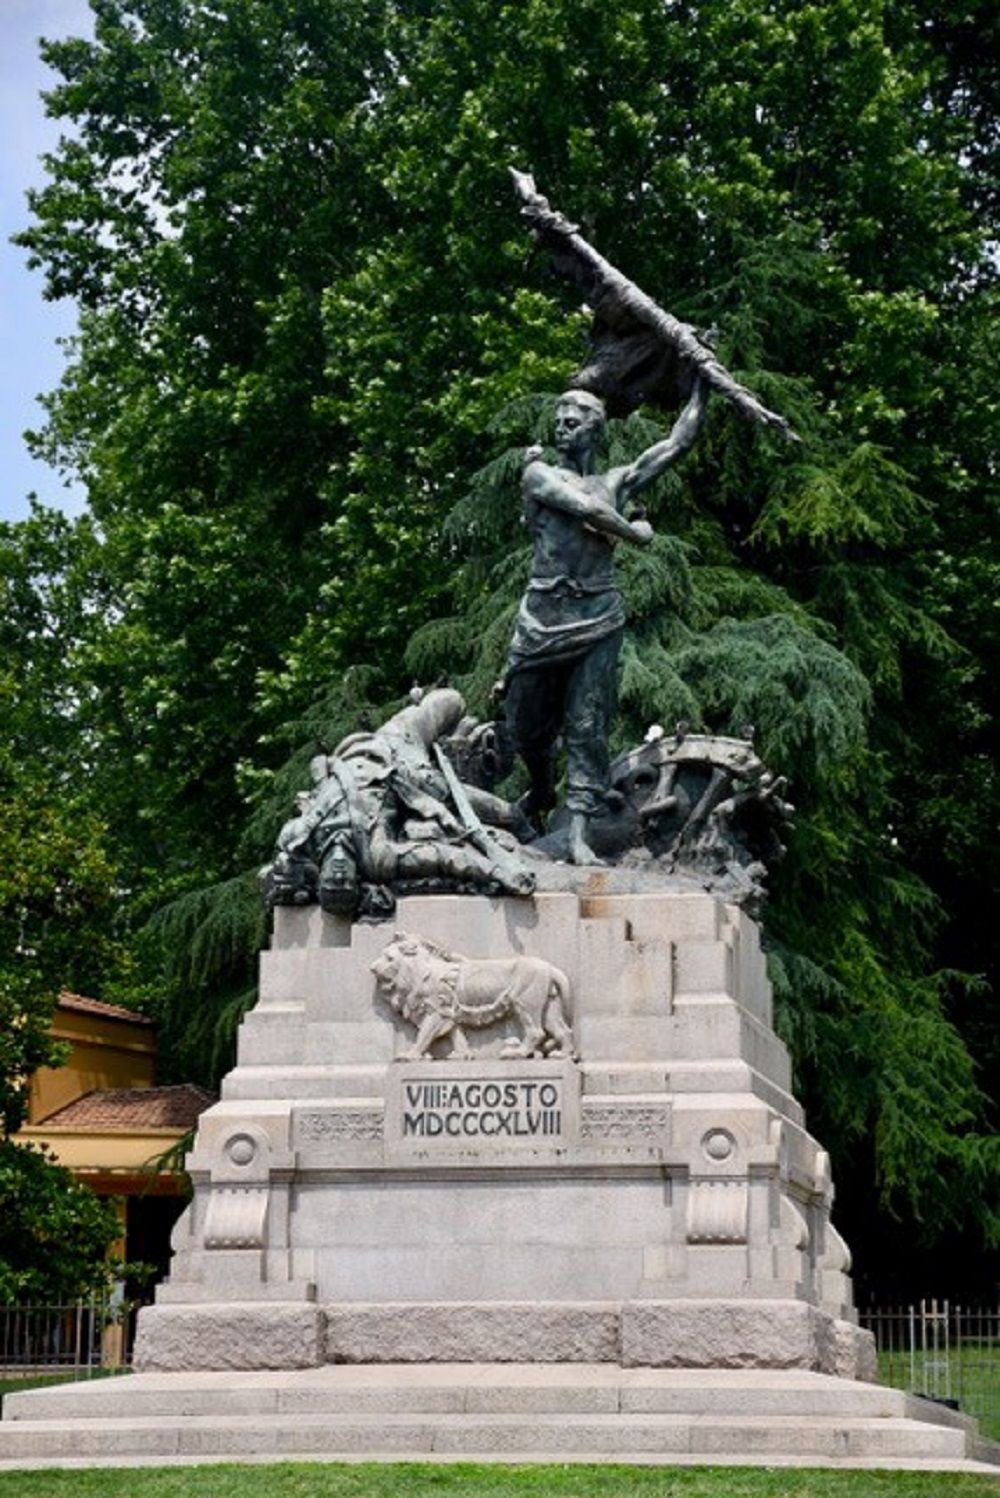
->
[58,992,154,1026]
[40,1085,215,1131]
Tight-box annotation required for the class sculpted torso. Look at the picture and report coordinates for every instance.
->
[524,465,618,588]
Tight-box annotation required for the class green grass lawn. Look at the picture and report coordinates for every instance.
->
[0,1466,997,1498]
[877,1345,1000,1442]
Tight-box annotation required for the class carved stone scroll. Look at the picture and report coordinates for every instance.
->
[686,1180,749,1244]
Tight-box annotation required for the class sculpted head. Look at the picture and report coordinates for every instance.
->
[554,389,606,467]
[318,834,359,916]
[371,933,436,1022]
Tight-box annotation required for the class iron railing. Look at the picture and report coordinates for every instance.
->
[860,1299,999,1441]
[0,1292,134,1376]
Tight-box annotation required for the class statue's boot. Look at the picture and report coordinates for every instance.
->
[567,812,604,867]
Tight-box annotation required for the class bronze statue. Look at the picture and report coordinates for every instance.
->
[263,172,798,916]
[262,688,534,920]
[502,378,707,864]
[496,169,799,863]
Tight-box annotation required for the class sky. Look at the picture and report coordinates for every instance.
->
[1,0,93,524]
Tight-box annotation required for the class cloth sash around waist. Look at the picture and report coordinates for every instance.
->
[508,580,624,669]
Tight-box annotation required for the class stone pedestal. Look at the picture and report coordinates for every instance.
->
[135,888,874,1380]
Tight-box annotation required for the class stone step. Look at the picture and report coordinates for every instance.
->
[2,1367,994,1468]
[0,1412,973,1462]
[0,1366,969,1426]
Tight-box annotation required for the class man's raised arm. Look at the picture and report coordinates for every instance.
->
[613,375,708,502]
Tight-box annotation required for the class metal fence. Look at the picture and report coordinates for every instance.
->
[860,1299,1000,1441]
[0,1293,135,1376]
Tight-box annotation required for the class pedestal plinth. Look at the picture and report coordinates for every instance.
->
[135,888,874,1380]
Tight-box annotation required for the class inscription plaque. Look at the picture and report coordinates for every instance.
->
[401,1076,564,1141]
[385,1058,579,1162]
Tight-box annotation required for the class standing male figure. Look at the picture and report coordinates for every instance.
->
[504,376,708,864]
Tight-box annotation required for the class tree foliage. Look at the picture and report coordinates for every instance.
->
[0,510,130,1298]
[0,1140,122,1303]
[10,0,999,1284]
[0,508,131,1135]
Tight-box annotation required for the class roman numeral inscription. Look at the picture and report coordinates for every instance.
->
[400,1077,563,1142]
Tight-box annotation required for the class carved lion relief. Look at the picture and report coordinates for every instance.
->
[371,931,576,1062]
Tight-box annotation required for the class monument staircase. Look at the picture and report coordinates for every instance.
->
[3,1364,997,1468]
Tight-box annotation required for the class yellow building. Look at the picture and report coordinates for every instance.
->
[17,993,213,1278]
